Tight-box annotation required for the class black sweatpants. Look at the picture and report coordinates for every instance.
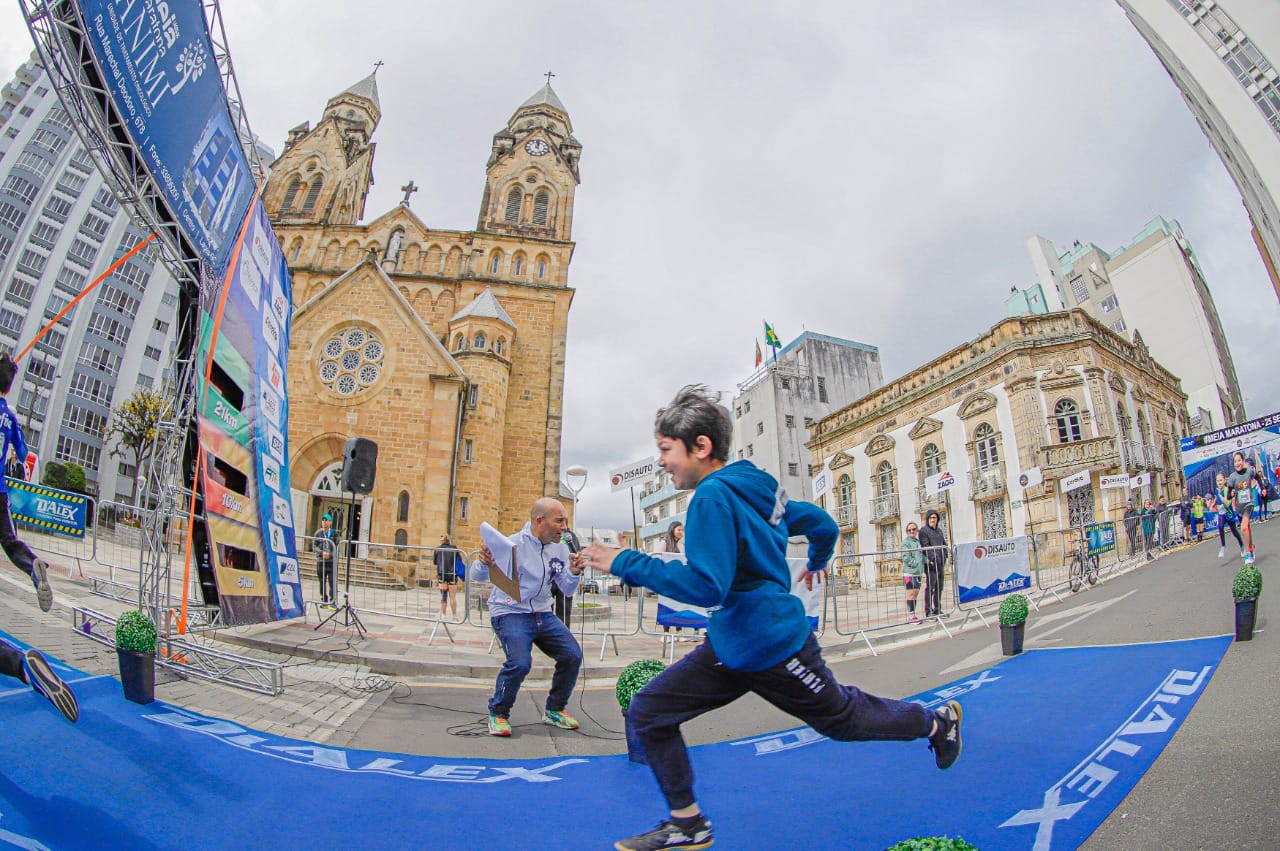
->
[629,635,935,810]
[0,492,37,578]
[924,562,945,616]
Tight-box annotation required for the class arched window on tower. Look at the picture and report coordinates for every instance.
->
[489,252,503,276]
[454,333,465,351]
[1055,400,1083,444]
[474,331,487,350]
[495,337,506,356]
[302,178,323,214]
[281,177,303,213]
[536,254,549,280]
[504,186,522,223]
[397,490,410,523]
[532,190,550,225]
[512,254,525,277]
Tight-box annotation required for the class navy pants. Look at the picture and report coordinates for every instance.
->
[0,492,36,578]
[488,611,582,718]
[629,635,935,810]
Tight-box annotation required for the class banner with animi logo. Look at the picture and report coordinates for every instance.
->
[954,536,1032,604]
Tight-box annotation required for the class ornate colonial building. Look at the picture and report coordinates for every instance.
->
[263,73,582,554]
[807,310,1188,576]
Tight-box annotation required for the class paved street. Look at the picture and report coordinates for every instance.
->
[4,519,1278,848]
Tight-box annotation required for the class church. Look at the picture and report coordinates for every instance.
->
[262,71,582,558]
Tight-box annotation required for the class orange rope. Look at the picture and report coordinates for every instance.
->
[14,234,157,363]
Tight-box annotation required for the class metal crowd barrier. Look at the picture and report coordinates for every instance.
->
[825,546,958,654]
[20,494,97,577]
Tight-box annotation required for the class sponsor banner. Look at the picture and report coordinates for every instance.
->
[1179,409,1280,503]
[196,200,301,624]
[812,464,831,501]
[955,536,1032,604]
[1014,466,1043,490]
[1086,522,1116,556]
[1129,473,1149,490]
[1100,474,1129,489]
[6,479,89,538]
[1061,470,1091,493]
[609,457,657,492]
[925,470,957,495]
[74,0,254,270]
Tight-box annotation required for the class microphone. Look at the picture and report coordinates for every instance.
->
[562,530,582,553]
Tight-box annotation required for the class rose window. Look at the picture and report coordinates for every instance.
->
[318,327,384,396]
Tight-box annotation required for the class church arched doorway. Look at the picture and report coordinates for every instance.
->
[308,462,373,554]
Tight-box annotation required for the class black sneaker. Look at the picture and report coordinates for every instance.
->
[929,700,962,769]
[31,559,52,612]
[614,817,714,850]
[23,648,78,723]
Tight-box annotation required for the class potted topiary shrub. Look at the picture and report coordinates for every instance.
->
[884,837,980,851]
[115,610,157,704]
[1232,562,1262,642]
[616,659,666,764]
[998,593,1029,656]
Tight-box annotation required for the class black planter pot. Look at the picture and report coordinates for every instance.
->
[623,710,647,764]
[1235,597,1258,642]
[1000,622,1025,656]
[117,648,156,704]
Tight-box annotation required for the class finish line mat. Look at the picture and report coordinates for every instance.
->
[0,633,1230,850]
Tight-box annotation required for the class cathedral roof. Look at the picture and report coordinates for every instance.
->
[338,71,381,111]
[518,81,567,115]
[450,287,516,329]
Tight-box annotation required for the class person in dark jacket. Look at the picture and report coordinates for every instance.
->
[1122,500,1140,555]
[918,509,949,617]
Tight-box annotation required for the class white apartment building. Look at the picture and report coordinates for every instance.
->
[1009,216,1243,432]
[732,332,883,500]
[0,54,186,503]
[1117,0,1280,300]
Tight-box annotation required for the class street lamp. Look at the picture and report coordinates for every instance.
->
[563,464,588,533]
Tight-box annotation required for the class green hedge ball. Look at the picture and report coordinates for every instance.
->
[616,658,666,711]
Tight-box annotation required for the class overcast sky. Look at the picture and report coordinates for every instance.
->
[4,1,1279,530]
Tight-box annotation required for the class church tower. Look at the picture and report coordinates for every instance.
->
[262,71,380,227]
[478,79,581,242]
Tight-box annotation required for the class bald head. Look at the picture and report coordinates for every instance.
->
[530,498,569,544]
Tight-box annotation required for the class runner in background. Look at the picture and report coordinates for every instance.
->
[1212,472,1245,559]
[1226,453,1258,564]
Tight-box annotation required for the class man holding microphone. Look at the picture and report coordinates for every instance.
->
[471,497,585,737]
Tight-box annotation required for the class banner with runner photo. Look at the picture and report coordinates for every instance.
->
[954,536,1032,604]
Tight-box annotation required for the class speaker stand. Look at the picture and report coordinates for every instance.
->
[314,486,367,638]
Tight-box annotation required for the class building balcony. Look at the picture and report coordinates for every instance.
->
[869,493,899,524]
[914,485,946,513]
[969,464,1006,501]
[1038,435,1121,478]
[833,504,857,528]
[1122,439,1162,472]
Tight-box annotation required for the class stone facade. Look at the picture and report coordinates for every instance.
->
[807,310,1189,565]
[264,75,581,554]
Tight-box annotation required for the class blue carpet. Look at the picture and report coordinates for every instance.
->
[0,633,1230,850]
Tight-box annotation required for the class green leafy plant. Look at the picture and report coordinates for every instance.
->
[1232,563,1262,601]
[115,610,157,654]
[884,837,980,851]
[616,659,666,712]
[998,593,1029,626]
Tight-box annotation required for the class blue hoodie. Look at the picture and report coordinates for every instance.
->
[610,461,837,671]
[0,398,26,495]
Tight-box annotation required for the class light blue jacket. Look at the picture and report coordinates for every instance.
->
[469,522,580,618]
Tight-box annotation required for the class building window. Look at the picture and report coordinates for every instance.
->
[746,444,754,457]
[532,190,549,225]
[468,385,479,408]
[474,332,487,350]
[756,421,764,436]
[317,326,385,396]
[838,474,853,507]
[490,253,502,275]
[922,443,942,478]
[397,491,410,523]
[459,497,469,521]
[454,333,465,351]
[804,417,814,428]
[536,259,547,279]
[301,178,323,214]
[1069,276,1089,304]
[876,460,895,496]
[495,338,505,356]
[143,345,161,360]
[1100,294,1119,313]
[788,463,799,476]
[504,186,522,223]
[743,400,751,413]
[463,439,473,464]
[43,195,73,221]
[1054,399,1083,444]
[512,255,524,276]
[817,376,828,403]
[974,423,999,469]
[785,414,795,429]
[781,378,791,390]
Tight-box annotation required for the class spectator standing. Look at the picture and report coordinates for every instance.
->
[1122,500,1140,555]
[918,509,949,618]
[901,522,924,623]
[470,498,584,737]
[655,520,685,554]
[313,513,337,605]
[433,536,463,618]
[1189,494,1206,542]
[1140,499,1157,559]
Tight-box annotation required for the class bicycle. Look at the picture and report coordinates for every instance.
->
[1068,533,1100,592]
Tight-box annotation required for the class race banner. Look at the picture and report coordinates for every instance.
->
[6,479,89,539]
[1100,474,1129,490]
[925,470,957,495]
[955,536,1032,604]
[1085,522,1117,556]
[1180,407,1280,499]
[74,0,255,270]
[610,456,657,492]
[195,200,302,624]
[1061,470,1091,493]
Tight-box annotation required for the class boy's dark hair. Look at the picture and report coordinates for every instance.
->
[654,384,732,462]
[0,353,14,395]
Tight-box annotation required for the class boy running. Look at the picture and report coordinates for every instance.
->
[581,386,962,851]
[0,353,54,611]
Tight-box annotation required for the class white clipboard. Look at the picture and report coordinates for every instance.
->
[480,522,521,603]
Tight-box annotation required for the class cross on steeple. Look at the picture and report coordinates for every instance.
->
[373,60,385,74]
[543,70,555,85]
[400,180,418,206]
